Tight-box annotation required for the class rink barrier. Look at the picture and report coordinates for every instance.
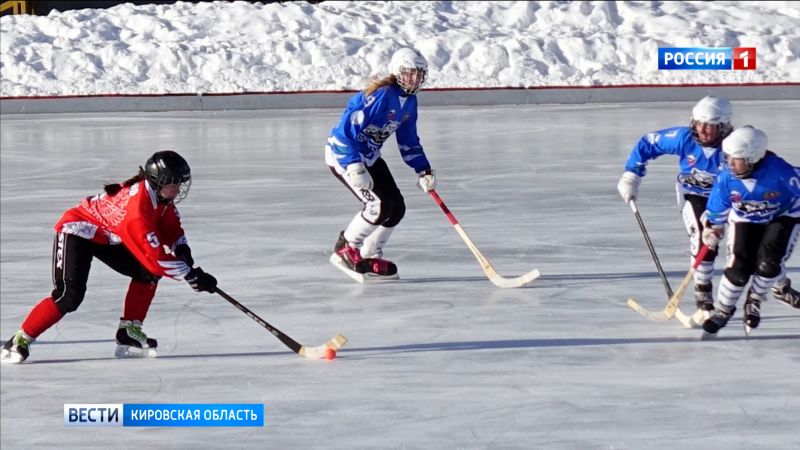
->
[1,83,798,114]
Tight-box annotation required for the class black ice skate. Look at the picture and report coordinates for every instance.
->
[0,330,33,364]
[330,231,400,283]
[694,282,714,312]
[701,305,736,340]
[772,280,800,309]
[357,258,399,282]
[743,293,763,335]
[115,319,158,358]
[329,231,370,283]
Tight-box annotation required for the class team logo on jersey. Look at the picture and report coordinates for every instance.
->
[146,232,160,248]
[686,155,697,167]
[733,199,778,218]
[764,191,780,200]
[387,110,396,121]
[730,191,742,202]
[88,191,129,226]
[678,169,715,189]
[362,121,400,145]
[402,113,411,122]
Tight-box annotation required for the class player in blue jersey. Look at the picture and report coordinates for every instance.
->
[700,126,800,336]
[617,96,733,312]
[325,47,436,282]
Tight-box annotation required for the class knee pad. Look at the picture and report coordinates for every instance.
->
[53,282,87,314]
[382,196,406,228]
[723,266,752,287]
[756,259,781,279]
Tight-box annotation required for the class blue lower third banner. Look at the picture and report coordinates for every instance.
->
[64,404,264,427]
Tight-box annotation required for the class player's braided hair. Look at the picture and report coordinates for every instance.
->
[103,173,144,196]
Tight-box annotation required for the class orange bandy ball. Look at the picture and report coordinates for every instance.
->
[325,348,336,360]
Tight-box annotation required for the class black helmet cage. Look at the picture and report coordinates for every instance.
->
[141,151,192,204]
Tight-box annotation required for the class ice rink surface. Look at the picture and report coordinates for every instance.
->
[1,100,799,449]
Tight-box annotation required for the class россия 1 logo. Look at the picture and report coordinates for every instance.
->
[658,47,756,70]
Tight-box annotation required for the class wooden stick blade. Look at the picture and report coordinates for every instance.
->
[626,298,670,321]
[627,297,705,329]
[298,334,348,359]
[488,268,541,289]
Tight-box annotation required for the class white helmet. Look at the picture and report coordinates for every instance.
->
[390,48,428,95]
[722,126,768,178]
[692,95,732,125]
[690,95,733,146]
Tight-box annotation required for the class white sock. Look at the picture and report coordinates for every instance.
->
[694,260,714,286]
[749,273,778,299]
[361,226,394,259]
[717,275,745,310]
[343,214,377,248]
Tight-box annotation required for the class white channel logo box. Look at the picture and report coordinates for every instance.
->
[64,404,123,427]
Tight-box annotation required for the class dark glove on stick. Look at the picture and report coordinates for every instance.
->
[186,267,217,293]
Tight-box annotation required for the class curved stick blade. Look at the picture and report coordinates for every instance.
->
[488,268,541,289]
[298,334,348,359]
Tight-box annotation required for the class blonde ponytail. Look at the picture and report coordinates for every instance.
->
[364,75,397,96]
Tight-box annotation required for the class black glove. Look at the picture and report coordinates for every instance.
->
[174,244,194,267]
[185,267,217,293]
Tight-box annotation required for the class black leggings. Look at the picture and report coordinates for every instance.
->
[330,157,406,227]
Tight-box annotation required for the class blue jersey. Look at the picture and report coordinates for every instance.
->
[327,83,431,173]
[705,152,800,226]
[624,126,723,196]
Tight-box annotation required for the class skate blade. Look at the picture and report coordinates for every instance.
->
[329,254,400,284]
[362,272,399,283]
[0,348,25,364]
[114,345,158,358]
[700,331,718,341]
[330,253,366,283]
[775,298,799,309]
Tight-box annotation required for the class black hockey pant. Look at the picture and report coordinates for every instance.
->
[724,216,799,286]
[51,232,160,315]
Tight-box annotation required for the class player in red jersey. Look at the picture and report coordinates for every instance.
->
[1,151,217,363]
